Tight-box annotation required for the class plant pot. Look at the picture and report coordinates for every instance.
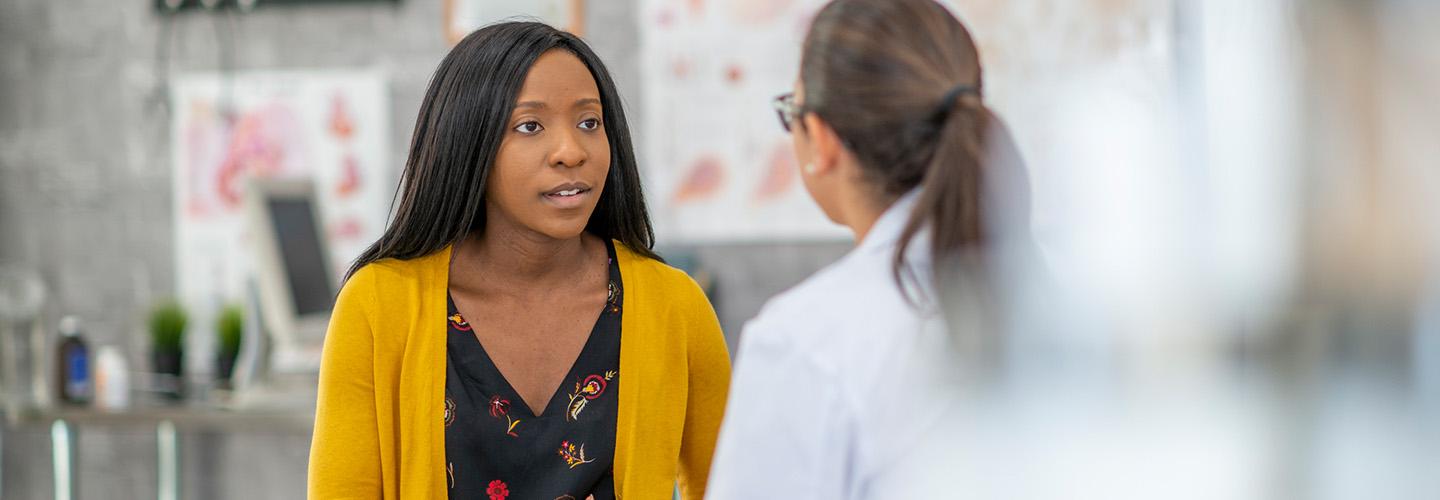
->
[215,350,238,386]
[153,348,183,376]
[153,348,184,400]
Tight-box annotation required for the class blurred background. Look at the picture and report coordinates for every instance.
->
[1,0,1437,498]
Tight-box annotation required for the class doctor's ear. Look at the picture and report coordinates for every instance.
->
[801,113,844,177]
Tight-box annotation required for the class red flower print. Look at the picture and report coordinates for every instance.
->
[565,371,616,422]
[558,440,595,469]
[580,375,607,400]
[488,395,509,418]
[449,313,472,332]
[489,395,521,437]
[486,479,509,500]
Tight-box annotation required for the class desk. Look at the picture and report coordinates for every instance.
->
[6,402,314,500]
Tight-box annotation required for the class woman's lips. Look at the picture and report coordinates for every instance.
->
[542,186,592,209]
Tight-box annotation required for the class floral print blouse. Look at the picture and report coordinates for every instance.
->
[444,241,622,500]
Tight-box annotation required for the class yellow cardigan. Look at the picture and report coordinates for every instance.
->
[308,242,731,499]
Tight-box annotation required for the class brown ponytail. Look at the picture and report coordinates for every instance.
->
[800,0,1027,301]
[898,86,986,278]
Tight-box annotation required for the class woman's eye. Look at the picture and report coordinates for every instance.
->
[578,118,601,131]
[514,121,543,134]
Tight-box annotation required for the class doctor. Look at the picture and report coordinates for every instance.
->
[706,0,1030,498]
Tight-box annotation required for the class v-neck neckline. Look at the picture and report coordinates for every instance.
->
[448,295,612,419]
[445,239,620,419]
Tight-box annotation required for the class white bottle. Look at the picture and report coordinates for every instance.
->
[94,346,130,410]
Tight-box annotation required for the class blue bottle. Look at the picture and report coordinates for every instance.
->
[56,316,92,405]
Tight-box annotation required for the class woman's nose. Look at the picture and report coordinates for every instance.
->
[549,128,588,168]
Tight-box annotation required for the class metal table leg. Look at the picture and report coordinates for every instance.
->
[50,419,72,500]
[158,420,177,500]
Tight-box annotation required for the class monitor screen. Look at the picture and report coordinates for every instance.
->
[266,197,335,316]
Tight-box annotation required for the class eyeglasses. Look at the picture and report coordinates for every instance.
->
[772,92,803,133]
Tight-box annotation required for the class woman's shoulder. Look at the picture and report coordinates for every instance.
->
[746,248,925,348]
[759,251,881,314]
[346,248,450,289]
[337,248,451,317]
[613,241,706,299]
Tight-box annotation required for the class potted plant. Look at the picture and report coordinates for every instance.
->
[148,301,187,399]
[215,305,243,387]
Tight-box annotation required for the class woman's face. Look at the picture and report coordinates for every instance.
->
[486,49,611,241]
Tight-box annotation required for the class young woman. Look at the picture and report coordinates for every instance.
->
[707,0,1029,498]
[309,22,730,500]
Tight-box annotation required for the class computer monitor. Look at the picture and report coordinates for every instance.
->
[244,179,336,373]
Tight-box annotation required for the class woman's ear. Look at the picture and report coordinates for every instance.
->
[802,113,843,177]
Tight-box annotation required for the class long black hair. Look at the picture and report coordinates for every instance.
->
[347,22,660,280]
[800,0,1028,298]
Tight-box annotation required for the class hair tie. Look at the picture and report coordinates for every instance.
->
[934,83,981,121]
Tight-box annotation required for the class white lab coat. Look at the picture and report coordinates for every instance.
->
[707,191,968,499]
